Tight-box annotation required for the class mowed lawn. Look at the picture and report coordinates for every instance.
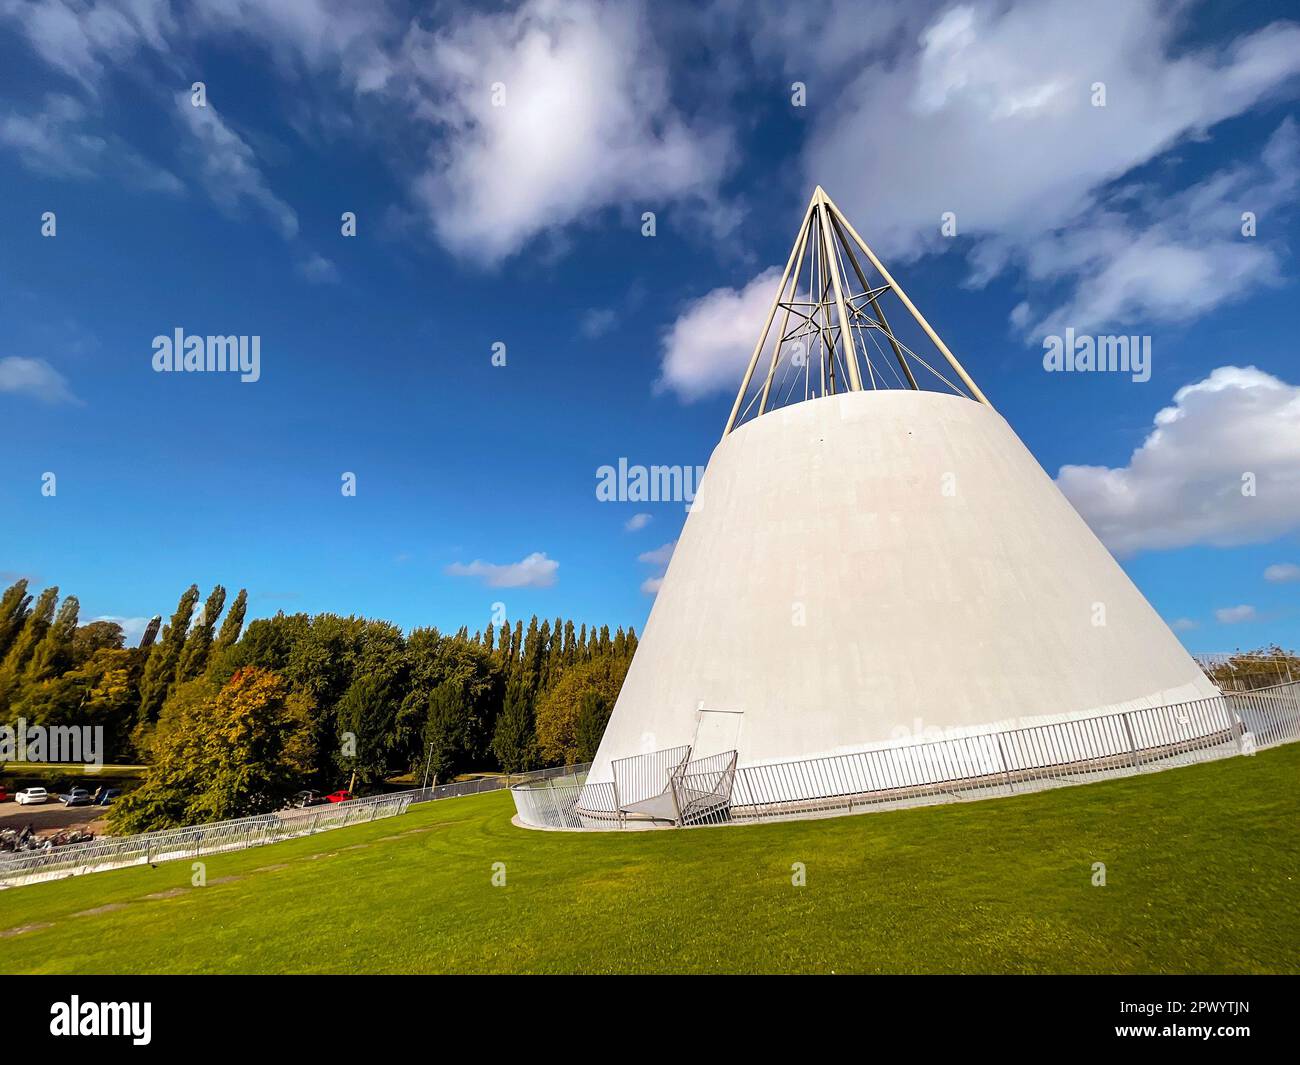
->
[3,745,1297,974]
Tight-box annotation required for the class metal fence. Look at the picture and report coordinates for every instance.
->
[0,792,413,887]
[672,750,739,826]
[405,761,591,805]
[1195,651,1297,690]
[0,761,598,886]
[612,746,691,809]
[512,681,1300,831]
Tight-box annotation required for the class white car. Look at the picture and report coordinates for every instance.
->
[15,787,49,805]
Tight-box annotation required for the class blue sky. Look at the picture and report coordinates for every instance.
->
[1,0,1297,652]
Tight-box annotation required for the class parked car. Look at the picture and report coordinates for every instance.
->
[15,787,49,805]
[288,789,327,809]
[325,789,353,803]
[0,785,8,802]
[60,787,93,807]
[93,787,120,807]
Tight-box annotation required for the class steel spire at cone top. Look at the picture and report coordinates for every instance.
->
[723,187,991,437]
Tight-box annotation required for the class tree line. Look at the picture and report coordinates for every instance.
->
[0,578,636,831]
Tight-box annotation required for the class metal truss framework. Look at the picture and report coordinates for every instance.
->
[724,186,991,437]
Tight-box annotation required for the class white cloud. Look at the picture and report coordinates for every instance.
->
[1056,366,1300,556]
[190,0,393,83]
[0,0,175,89]
[1265,563,1300,583]
[656,266,780,401]
[636,540,675,596]
[401,0,728,264]
[446,551,558,588]
[637,541,676,567]
[1215,605,1257,625]
[1168,617,1199,632]
[174,93,298,239]
[1012,119,1299,336]
[579,308,618,339]
[0,92,183,191]
[297,252,340,284]
[799,0,1300,264]
[0,356,80,404]
[624,512,652,532]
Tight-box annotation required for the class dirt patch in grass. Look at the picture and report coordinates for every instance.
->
[0,922,51,938]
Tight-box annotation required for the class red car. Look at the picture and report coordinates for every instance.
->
[325,790,352,803]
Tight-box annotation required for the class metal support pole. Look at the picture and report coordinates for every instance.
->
[724,196,819,436]
[823,194,991,407]
[814,190,863,392]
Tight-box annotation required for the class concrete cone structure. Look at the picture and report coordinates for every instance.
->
[584,188,1219,817]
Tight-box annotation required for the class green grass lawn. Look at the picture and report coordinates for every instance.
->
[3,745,1297,974]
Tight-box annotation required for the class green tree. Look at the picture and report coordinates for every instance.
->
[573,689,612,763]
[14,647,139,761]
[174,584,226,683]
[0,578,32,660]
[211,588,247,661]
[110,667,315,832]
[137,584,200,724]
[535,655,631,765]
[334,673,399,789]
[72,620,125,666]
[423,681,467,785]
[0,585,58,708]
[23,594,79,682]
[492,670,537,775]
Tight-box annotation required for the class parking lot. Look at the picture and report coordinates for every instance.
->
[0,796,110,834]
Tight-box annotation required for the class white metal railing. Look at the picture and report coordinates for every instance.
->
[512,682,1300,831]
[406,761,592,804]
[1195,652,1297,690]
[672,750,739,826]
[0,792,413,887]
[0,761,595,886]
[611,746,691,810]
[510,773,619,829]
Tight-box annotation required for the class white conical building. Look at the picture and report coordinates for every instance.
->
[577,188,1223,826]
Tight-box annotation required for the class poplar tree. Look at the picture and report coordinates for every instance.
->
[175,584,226,683]
[536,620,551,688]
[24,594,79,682]
[424,681,466,785]
[574,690,612,763]
[0,585,57,674]
[491,670,536,775]
[211,589,246,658]
[137,584,199,724]
[0,585,57,707]
[0,578,32,660]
